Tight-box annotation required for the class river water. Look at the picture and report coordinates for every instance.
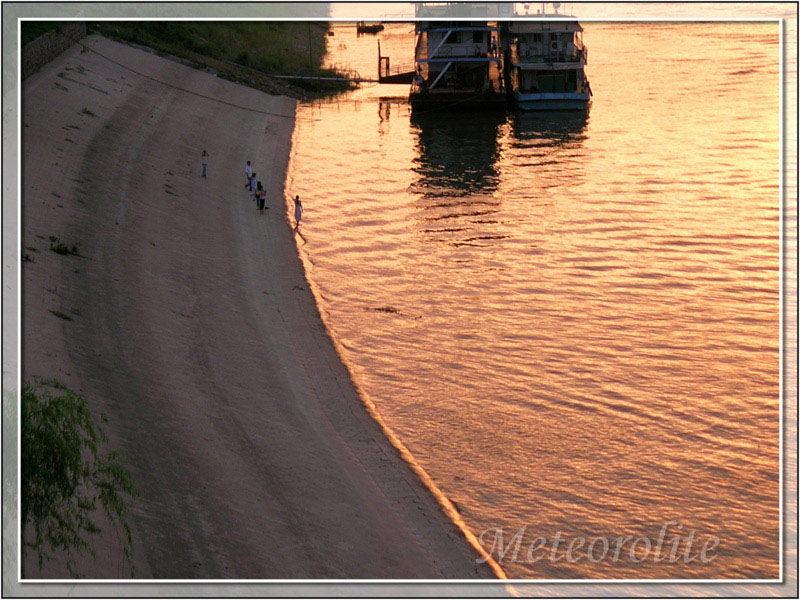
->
[285,21,781,579]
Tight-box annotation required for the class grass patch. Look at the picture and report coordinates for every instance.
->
[49,236,79,256]
[89,21,354,96]
[49,310,73,321]
[79,108,96,117]
[21,22,61,46]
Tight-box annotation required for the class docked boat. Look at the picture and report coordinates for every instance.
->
[408,3,509,110]
[504,6,592,111]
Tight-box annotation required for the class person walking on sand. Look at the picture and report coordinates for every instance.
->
[294,195,303,230]
[245,161,253,189]
[201,150,209,178]
[256,181,267,213]
[250,172,258,201]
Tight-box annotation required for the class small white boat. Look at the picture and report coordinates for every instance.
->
[505,4,592,111]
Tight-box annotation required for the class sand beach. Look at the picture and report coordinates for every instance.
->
[21,35,501,579]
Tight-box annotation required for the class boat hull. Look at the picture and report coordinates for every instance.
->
[409,91,508,110]
[513,91,590,111]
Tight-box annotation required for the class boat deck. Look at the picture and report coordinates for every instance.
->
[409,61,507,109]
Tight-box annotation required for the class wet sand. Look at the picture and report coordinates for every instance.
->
[21,35,501,579]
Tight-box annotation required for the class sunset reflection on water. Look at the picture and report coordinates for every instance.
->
[286,21,780,578]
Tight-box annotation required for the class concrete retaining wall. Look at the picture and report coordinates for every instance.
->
[22,23,87,80]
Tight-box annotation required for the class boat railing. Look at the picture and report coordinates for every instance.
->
[415,31,501,62]
[422,45,498,61]
[511,45,587,64]
[411,80,500,95]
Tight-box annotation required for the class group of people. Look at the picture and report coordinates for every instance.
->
[198,153,304,228]
[244,160,268,213]
[244,160,303,229]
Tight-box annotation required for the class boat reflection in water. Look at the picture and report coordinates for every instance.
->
[408,110,508,248]
[410,110,506,195]
[503,110,590,194]
[509,109,588,143]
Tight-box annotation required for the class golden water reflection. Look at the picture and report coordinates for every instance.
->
[287,21,780,579]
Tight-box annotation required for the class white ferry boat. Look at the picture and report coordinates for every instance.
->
[504,4,592,111]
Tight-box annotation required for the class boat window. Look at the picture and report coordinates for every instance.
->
[444,31,461,43]
[473,30,483,43]
[567,69,577,90]
[532,33,542,42]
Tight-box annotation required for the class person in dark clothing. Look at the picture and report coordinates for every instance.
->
[256,181,267,213]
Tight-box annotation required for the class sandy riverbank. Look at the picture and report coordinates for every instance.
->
[21,35,500,579]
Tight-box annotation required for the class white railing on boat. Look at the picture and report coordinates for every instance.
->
[511,45,587,65]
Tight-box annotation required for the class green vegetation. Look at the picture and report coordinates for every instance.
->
[21,22,62,47]
[49,236,79,256]
[89,21,353,95]
[22,379,136,576]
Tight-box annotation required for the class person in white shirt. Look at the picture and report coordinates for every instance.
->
[245,161,253,189]
[202,150,209,178]
[250,173,257,201]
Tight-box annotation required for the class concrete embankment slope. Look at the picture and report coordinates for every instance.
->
[21,35,499,579]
